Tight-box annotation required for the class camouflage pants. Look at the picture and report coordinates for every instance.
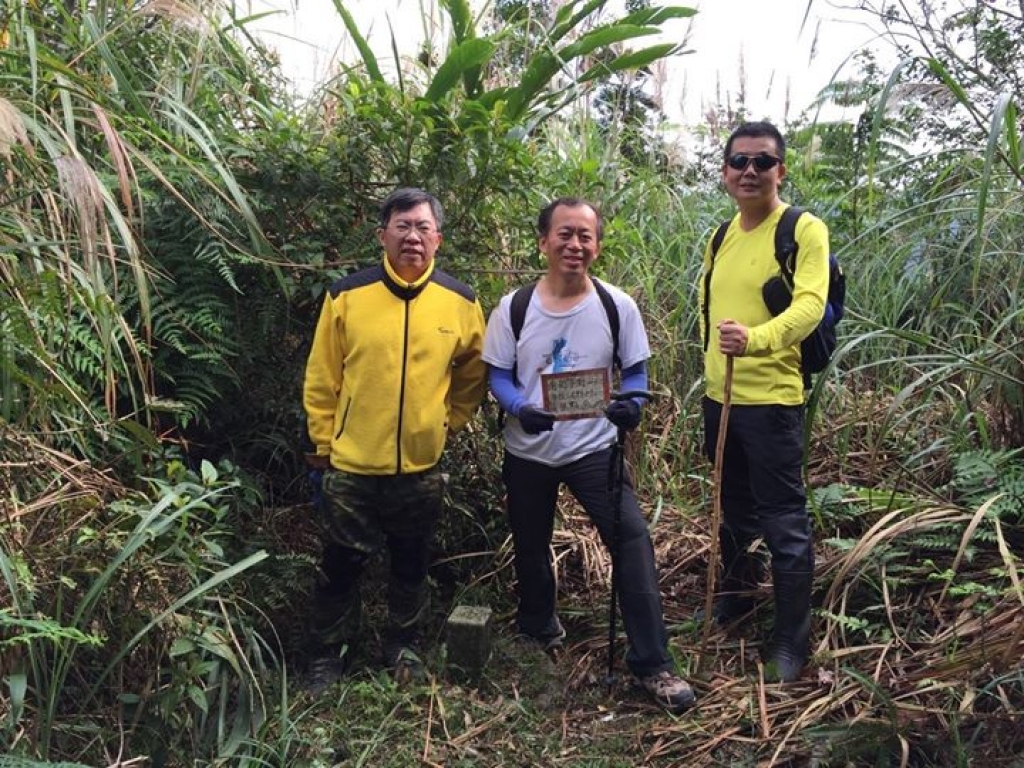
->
[311,466,443,655]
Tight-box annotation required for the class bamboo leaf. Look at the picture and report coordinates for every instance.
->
[385,12,404,95]
[925,56,971,106]
[972,90,1013,291]
[81,14,147,116]
[1004,100,1020,172]
[866,57,914,213]
[330,0,383,82]
[87,550,269,704]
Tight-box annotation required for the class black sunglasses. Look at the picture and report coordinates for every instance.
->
[726,153,783,172]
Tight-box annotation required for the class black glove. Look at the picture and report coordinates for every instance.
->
[518,405,555,435]
[605,399,642,431]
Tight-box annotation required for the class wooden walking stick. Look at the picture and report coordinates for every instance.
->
[699,354,734,666]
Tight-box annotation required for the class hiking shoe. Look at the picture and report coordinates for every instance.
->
[637,670,696,714]
[304,655,347,696]
[518,617,566,655]
[520,628,566,656]
[385,646,425,685]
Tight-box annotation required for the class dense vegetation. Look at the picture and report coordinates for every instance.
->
[1,0,1022,765]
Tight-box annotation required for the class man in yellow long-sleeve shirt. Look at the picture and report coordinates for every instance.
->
[698,122,829,683]
[302,187,486,692]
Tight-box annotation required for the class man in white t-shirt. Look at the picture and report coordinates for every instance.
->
[482,197,695,714]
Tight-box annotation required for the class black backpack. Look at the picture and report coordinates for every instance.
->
[704,206,846,387]
[509,278,622,373]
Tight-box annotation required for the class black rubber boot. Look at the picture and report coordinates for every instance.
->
[765,568,813,682]
[715,549,765,623]
[699,535,764,626]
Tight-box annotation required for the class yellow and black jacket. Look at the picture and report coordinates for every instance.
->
[304,256,487,475]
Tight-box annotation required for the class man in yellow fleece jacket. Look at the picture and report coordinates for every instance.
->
[699,122,829,683]
[303,187,486,691]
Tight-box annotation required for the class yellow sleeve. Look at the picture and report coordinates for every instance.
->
[303,294,344,456]
[745,215,829,355]
[447,298,487,433]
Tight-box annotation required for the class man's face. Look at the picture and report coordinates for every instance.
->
[539,203,600,277]
[378,201,442,282]
[722,136,786,207]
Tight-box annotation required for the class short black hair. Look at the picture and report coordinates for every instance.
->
[537,197,603,241]
[724,121,786,162]
[379,187,444,230]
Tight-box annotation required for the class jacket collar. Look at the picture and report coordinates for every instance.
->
[381,256,434,300]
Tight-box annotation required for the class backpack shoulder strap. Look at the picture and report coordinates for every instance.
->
[774,205,805,283]
[510,278,621,368]
[703,220,731,352]
[591,278,621,369]
[710,219,730,257]
[509,280,538,341]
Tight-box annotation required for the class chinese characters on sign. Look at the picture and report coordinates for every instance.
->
[541,368,610,420]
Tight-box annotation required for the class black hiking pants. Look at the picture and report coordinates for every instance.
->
[502,448,673,678]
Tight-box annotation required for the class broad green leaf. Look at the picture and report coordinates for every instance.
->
[560,24,660,60]
[551,0,609,44]
[200,458,218,485]
[578,43,684,83]
[619,5,698,26]
[507,20,670,119]
[8,670,26,727]
[424,38,496,103]
[170,637,196,656]
[441,0,475,45]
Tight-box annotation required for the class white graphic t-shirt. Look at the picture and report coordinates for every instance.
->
[482,282,651,467]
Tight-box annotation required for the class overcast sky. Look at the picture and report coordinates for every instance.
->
[246,0,877,124]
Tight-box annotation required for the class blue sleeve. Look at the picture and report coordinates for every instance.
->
[488,366,528,416]
[620,360,649,406]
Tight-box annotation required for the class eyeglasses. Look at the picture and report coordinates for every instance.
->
[389,221,438,237]
[726,153,783,172]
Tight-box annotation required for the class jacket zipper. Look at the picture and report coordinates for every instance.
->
[395,299,410,473]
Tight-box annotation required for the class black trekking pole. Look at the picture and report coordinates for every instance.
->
[606,389,654,695]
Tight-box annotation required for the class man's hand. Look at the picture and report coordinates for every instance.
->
[306,454,331,470]
[605,399,641,431]
[717,319,749,356]
[518,405,556,435]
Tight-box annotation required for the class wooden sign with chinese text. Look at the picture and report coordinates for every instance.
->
[541,368,610,420]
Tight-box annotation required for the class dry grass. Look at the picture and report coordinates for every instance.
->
[4,419,1023,766]
[515,465,1024,765]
